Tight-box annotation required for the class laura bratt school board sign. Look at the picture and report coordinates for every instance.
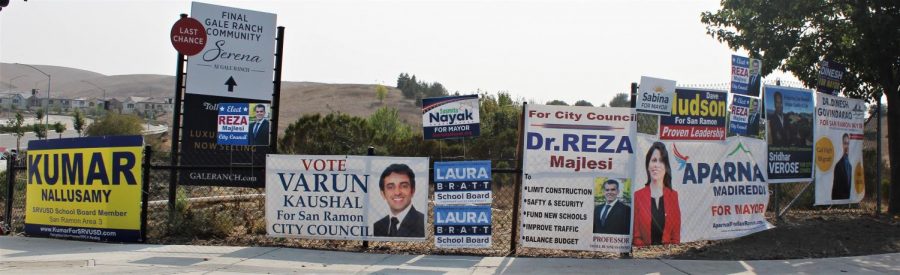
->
[764,85,815,183]
[814,93,866,205]
[434,161,491,205]
[659,88,728,141]
[636,76,676,115]
[266,155,429,241]
[25,136,145,242]
[434,205,492,248]
[422,95,480,139]
[186,2,276,101]
[632,135,772,246]
[520,104,635,253]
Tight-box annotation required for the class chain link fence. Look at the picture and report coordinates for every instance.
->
[2,124,890,257]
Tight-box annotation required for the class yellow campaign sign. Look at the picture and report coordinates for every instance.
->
[25,136,144,242]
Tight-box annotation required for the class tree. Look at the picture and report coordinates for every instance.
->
[396,73,410,91]
[368,106,412,143]
[375,84,389,104]
[546,100,568,106]
[7,112,25,152]
[73,109,86,137]
[609,93,630,107]
[33,124,47,140]
[85,113,143,137]
[574,100,594,107]
[279,113,372,155]
[702,1,900,213]
[53,121,65,138]
[35,108,44,123]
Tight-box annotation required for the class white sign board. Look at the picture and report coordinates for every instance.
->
[814,93,866,205]
[520,104,636,253]
[636,76,676,115]
[187,2,277,101]
[266,155,429,241]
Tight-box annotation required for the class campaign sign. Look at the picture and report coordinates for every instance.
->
[217,103,250,145]
[731,55,750,95]
[422,95,480,139]
[764,85,815,183]
[631,135,772,246]
[521,104,635,252]
[636,76,676,115]
[434,205,492,248]
[434,161,492,205]
[817,60,846,96]
[25,136,145,242]
[267,155,429,241]
[660,88,728,141]
[187,2,277,101]
[180,94,268,187]
[728,94,758,137]
[814,93,866,205]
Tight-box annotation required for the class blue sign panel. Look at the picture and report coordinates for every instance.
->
[434,205,492,248]
[434,161,492,204]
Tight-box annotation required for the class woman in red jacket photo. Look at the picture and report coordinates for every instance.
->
[633,141,681,246]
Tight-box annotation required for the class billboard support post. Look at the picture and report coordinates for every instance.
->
[169,14,188,227]
[270,26,285,153]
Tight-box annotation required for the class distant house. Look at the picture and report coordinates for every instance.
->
[109,96,173,116]
[120,96,148,114]
[108,98,125,113]
[70,97,89,110]
[137,97,174,116]
[0,92,30,111]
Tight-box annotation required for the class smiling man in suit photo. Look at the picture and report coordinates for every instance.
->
[594,179,631,235]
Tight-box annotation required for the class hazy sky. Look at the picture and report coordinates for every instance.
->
[0,0,799,106]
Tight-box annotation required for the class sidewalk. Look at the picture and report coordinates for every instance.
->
[1,236,898,274]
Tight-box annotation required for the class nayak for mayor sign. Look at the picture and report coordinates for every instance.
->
[186,2,277,101]
[422,95,481,140]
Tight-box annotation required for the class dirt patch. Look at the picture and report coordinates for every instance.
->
[661,209,900,260]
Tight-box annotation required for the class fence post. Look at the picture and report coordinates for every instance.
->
[4,152,15,233]
[508,103,526,256]
[361,146,375,251]
[630,82,638,108]
[774,184,782,223]
[141,145,152,243]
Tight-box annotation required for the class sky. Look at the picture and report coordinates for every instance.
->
[0,0,801,106]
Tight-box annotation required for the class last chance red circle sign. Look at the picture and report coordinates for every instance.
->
[170,17,206,56]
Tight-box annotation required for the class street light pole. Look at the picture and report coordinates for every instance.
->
[16,63,51,133]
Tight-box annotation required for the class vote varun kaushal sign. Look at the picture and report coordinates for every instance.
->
[171,16,207,56]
